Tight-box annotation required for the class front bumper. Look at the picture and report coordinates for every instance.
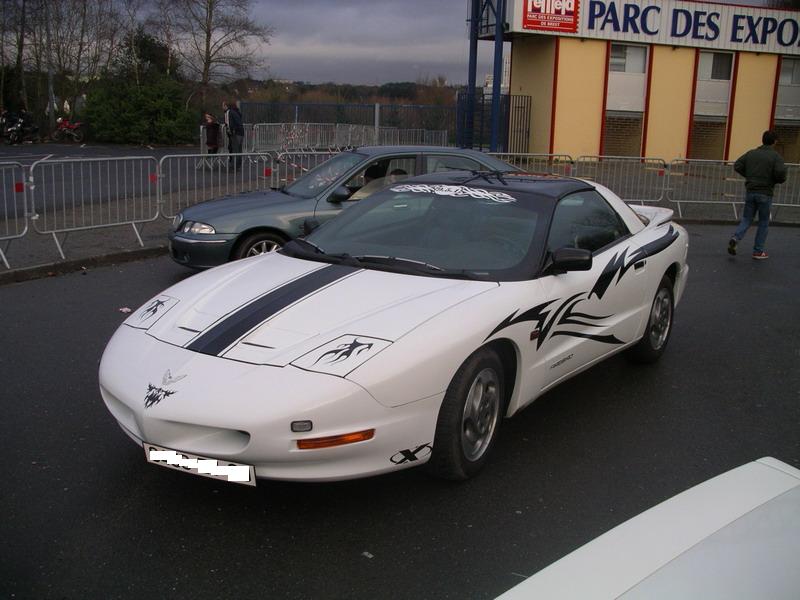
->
[99,325,441,482]
[167,231,237,268]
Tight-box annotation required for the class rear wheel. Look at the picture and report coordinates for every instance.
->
[72,127,85,143]
[627,275,674,364]
[51,128,63,142]
[233,231,285,260]
[427,347,504,480]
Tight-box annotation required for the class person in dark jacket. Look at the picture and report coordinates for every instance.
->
[203,112,221,154]
[728,130,787,260]
[222,100,244,169]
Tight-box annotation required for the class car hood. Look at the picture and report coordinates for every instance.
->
[181,189,306,222]
[124,252,497,375]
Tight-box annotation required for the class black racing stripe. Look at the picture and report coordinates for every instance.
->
[187,264,358,356]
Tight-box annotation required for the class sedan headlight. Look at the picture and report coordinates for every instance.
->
[180,221,216,235]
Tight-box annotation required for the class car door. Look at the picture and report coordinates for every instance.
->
[533,190,647,391]
[313,155,418,223]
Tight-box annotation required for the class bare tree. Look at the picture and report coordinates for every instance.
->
[147,0,180,76]
[173,0,272,104]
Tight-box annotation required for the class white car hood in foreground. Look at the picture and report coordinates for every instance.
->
[498,457,800,600]
[125,252,496,372]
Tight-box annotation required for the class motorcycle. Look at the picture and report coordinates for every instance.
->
[52,117,85,143]
[4,113,39,144]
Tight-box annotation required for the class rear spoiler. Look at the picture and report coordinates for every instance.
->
[630,205,674,228]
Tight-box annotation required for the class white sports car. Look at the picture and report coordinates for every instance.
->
[99,171,689,485]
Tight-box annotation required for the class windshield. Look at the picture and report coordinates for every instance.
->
[290,183,550,281]
[284,152,366,198]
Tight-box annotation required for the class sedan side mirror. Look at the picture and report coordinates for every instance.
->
[550,247,592,273]
[328,186,351,204]
[302,217,320,236]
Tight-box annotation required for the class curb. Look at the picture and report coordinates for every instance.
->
[0,246,169,286]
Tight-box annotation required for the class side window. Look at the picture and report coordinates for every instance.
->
[425,155,482,173]
[345,156,416,201]
[547,191,629,254]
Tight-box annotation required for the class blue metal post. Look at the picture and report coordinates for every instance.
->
[489,0,505,152]
[465,0,481,149]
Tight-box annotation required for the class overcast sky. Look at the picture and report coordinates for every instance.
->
[251,0,776,85]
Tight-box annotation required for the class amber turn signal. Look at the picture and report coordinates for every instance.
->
[296,429,375,450]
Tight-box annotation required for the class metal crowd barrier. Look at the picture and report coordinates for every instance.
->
[489,153,575,177]
[575,156,668,204]
[0,162,28,269]
[28,156,160,259]
[158,152,276,219]
[667,159,800,218]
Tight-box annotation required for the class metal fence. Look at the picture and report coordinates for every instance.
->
[0,162,28,269]
[29,156,160,259]
[3,151,799,269]
[158,153,276,219]
[576,156,668,204]
[247,122,450,152]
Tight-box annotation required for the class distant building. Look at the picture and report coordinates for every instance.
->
[490,0,800,161]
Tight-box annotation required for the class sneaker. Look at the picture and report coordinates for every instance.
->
[752,251,769,260]
[727,238,737,255]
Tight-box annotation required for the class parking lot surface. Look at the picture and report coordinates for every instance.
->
[1,224,798,599]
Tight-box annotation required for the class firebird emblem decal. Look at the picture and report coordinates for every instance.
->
[140,298,167,321]
[314,338,374,365]
[162,369,186,386]
[144,384,177,409]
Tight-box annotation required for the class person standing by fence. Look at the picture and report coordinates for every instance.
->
[203,113,221,154]
[223,100,244,169]
[728,130,787,260]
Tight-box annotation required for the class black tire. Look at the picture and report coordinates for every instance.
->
[51,129,63,142]
[627,275,674,364]
[427,347,505,480]
[73,128,85,143]
[233,231,285,260]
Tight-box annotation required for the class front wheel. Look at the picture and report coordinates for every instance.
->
[233,231,285,260]
[627,275,674,364]
[72,128,85,143]
[427,347,505,480]
[51,128,64,142]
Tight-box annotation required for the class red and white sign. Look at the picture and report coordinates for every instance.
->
[523,0,580,33]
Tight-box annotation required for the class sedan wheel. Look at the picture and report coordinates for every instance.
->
[428,347,505,480]
[234,232,285,260]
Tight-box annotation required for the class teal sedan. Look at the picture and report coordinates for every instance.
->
[168,146,516,268]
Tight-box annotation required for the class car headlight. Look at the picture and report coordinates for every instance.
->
[180,221,216,235]
[173,213,183,230]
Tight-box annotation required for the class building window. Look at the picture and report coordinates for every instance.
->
[609,44,646,73]
[698,52,733,81]
[779,58,800,86]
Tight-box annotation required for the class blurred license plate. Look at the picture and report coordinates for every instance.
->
[144,443,256,487]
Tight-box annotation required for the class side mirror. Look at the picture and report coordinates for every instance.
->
[328,186,351,204]
[302,217,320,236]
[550,247,592,273]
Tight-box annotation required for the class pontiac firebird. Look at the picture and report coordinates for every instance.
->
[99,171,689,485]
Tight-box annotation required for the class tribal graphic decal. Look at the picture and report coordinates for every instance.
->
[144,384,177,409]
[314,338,374,365]
[487,225,679,349]
[140,298,167,321]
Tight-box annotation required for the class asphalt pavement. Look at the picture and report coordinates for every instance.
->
[1,223,798,599]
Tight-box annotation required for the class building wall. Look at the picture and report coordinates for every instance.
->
[727,53,779,160]
[509,36,555,154]
[643,46,696,160]
[552,38,608,156]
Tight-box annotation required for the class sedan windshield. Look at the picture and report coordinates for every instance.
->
[284,152,366,198]
[294,183,550,281]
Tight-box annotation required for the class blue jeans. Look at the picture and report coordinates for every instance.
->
[733,192,772,252]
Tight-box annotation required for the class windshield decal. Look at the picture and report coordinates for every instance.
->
[390,184,517,203]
